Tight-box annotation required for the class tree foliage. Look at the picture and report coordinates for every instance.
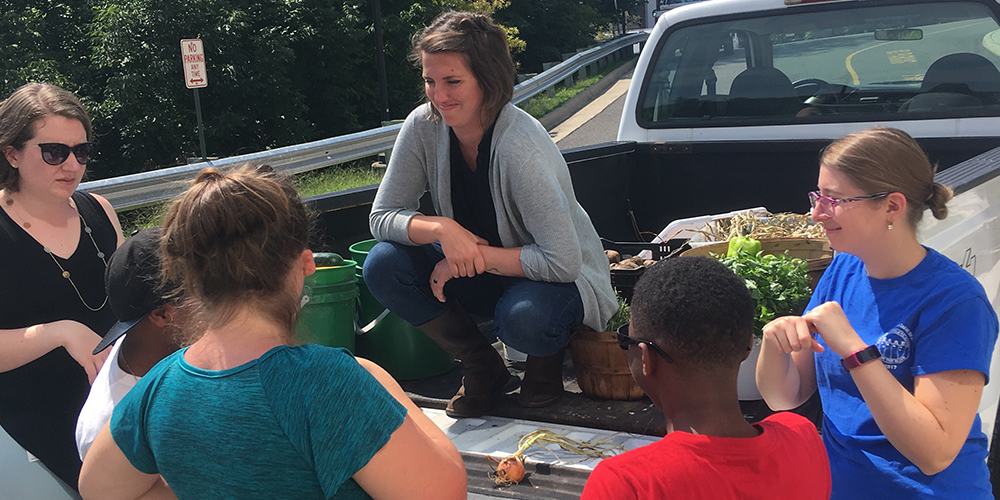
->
[1,0,631,179]
[496,0,636,73]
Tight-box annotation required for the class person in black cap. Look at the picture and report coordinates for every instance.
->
[75,227,183,460]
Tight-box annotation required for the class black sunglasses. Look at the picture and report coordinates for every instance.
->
[616,323,673,363]
[35,142,95,166]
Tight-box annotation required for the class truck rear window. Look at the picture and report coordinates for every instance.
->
[639,1,1000,126]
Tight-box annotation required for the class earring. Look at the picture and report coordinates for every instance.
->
[888,222,894,230]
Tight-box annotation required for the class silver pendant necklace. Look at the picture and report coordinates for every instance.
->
[43,214,109,312]
[5,192,109,311]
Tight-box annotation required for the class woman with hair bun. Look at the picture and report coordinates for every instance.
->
[366,11,617,417]
[79,166,466,500]
[756,127,999,499]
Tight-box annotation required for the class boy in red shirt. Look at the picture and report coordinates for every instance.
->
[581,257,830,500]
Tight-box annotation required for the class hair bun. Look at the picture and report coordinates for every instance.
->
[927,182,953,220]
[160,164,312,340]
[194,168,226,184]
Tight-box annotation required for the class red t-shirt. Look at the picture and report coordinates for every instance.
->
[580,412,831,500]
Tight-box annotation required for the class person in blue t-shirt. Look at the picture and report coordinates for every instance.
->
[756,127,999,499]
[77,166,466,500]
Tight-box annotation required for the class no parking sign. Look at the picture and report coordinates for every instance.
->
[181,39,208,89]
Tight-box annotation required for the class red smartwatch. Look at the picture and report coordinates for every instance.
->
[841,345,882,371]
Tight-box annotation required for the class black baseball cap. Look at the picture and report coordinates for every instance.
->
[93,227,170,355]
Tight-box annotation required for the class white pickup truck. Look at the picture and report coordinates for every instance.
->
[613,0,1000,494]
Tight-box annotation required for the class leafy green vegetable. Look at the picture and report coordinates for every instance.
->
[718,251,812,337]
[605,291,631,333]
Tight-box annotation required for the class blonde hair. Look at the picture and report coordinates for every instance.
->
[821,127,953,228]
[161,165,311,341]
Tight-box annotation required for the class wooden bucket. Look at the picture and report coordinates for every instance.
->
[570,330,645,400]
[681,237,833,290]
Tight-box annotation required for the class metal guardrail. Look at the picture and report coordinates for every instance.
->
[511,32,646,105]
[80,32,648,209]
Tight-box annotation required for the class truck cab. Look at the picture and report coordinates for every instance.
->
[621,0,1000,144]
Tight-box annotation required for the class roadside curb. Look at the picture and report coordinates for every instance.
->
[985,29,1000,57]
[539,58,637,130]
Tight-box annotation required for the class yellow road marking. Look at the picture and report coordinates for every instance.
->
[846,41,893,85]
[985,29,1000,57]
[887,49,916,64]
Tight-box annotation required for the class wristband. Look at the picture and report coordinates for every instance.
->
[841,345,882,371]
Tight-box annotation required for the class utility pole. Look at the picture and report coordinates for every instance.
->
[372,0,390,124]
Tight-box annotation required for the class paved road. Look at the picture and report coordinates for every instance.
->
[549,68,633,150]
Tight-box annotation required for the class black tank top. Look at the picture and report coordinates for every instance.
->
[0,191,117,489]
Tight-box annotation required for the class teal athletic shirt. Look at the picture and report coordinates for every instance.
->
[111,344,407,499]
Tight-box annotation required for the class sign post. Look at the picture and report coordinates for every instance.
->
[181,39,209,161]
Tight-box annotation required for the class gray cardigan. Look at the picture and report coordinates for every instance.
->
[370,103,618,332]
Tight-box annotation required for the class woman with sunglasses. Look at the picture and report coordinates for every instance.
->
[80,166,465,500]
[0,82,124,490]
[365,12,617,417]
[756,127,998,499]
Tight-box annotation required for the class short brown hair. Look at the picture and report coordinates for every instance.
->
[0,83,93,192]
[161,165,312,342]
[821,127,953,228]
[410,11,516,127]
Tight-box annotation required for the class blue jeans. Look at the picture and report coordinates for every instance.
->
[363,241,584,357]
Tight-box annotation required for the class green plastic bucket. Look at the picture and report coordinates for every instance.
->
[349,239,454,380]
[297,261,359,352]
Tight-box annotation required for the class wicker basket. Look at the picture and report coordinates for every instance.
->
[681,237,833,289]
[570,330,645,400]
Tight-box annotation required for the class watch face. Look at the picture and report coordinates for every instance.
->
[841,345,882,371]
[858,345,883,363]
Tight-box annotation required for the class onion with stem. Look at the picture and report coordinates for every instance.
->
[487,430,628,485]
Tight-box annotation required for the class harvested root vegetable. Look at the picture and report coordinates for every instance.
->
[490,455,525,484]
[643,259,657,267]
[487,430,627,485]
[611,260,640,270]
[605,249,621,264]
[627,255,645,264]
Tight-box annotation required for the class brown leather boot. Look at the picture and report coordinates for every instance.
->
[518,345,567,408]
[416,303,518,418]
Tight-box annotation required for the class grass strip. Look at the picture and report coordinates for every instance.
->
[520,55,634,119]
[117,158,384,235]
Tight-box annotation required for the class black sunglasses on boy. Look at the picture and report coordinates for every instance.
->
[34,142,95,166]
[616,323,673,363]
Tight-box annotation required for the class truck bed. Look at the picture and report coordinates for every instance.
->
[306,139,1000,498]
[401,340,821,499]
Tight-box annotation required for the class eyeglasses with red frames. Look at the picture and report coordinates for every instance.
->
[616,323,673,363]
[808,191,889,213]
[33,142,96,166]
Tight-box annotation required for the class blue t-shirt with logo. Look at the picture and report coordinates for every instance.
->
[110,344,407,499]
[809,248,998,499]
